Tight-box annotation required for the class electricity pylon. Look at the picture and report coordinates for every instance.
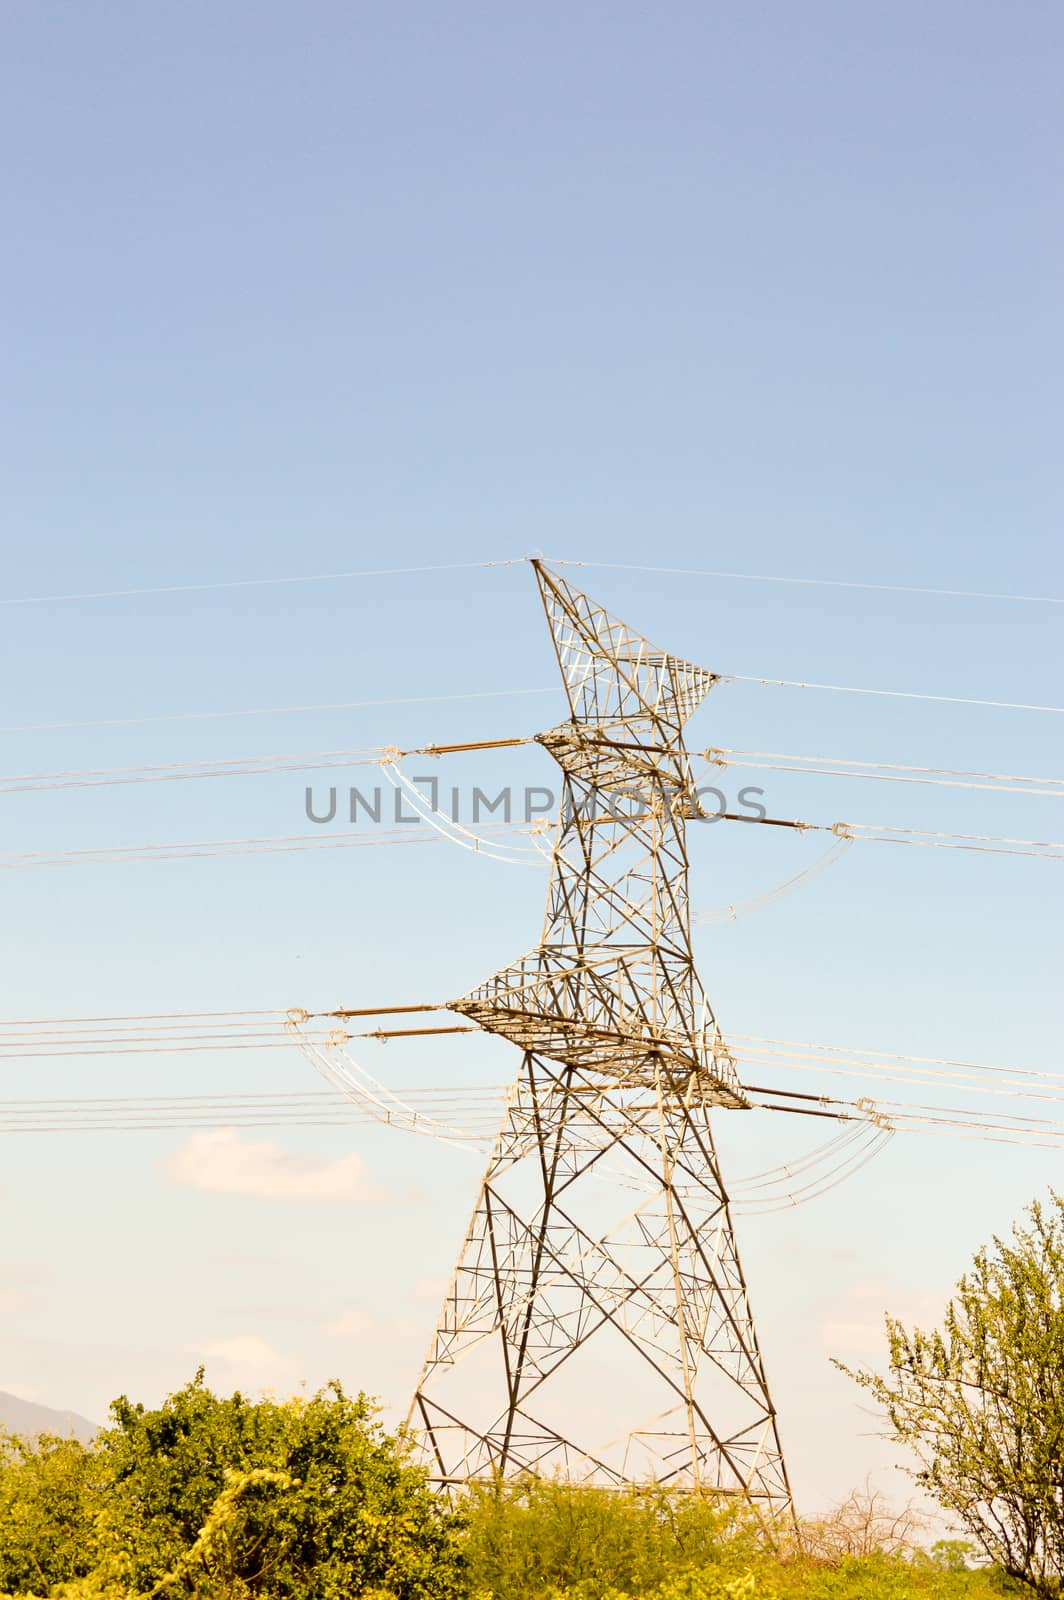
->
[408,562,792,1512]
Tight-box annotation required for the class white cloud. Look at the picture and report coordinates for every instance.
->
[322,1308,377,1339]
[321,1307,419,1343]
[166,1128,389,1204]
[190,1335,300,1386]
[820,1279,945,1361]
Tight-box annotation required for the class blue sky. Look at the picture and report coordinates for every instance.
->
[1,2,1061,1511]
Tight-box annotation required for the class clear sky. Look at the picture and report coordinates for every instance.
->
[1,2,1061,1513]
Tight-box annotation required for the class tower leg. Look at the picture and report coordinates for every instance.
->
[408,1052,792,1513]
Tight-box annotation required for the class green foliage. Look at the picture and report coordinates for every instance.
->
[0,1374,1030,1600]
[0,1371,464,1599]
[458,1479,1013,1599]
[0,1430,98,1595]
[460,1477,763,1599]
[932,1541,982,1573]
[767,1551,1016,1599]
[839,1194,1064,1597]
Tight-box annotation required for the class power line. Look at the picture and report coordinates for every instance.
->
[0,747,381,796]
[702,748,1064,798]
[0,1040,332,1060]
[721,673,1064,715]
[734,1127,894,1215]
[6,1020,1064,1158]
[8,737,1055,800]
[735,1043,1064,1109]
[0,1087,504,1113]
[0,1013,1045,1090]
[8,673,1060,749]
[739,1040,1064,1146]
[751,1089,1064,1153]
[691,836,855,925]
[0,559,527,608]
[2,1003,1058,1161]
[716,812,1064,862]
[8,553,1056,609]
[0,821,540,871]
[729,1030,1062,1081]
[2,687,561,737]
[0,1010,1051,1132]
[550,559,1063,606]
[10,745,1056,805]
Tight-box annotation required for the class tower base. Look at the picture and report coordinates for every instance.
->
[408,1051,792,1512]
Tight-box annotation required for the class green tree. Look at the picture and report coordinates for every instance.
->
[92,1371,465,1598]
[840,1195,1064,1597]
[0,1372,465,1599]
[0,1430,98,1595]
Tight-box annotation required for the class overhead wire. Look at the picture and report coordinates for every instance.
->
[9,553,1059,609]
[548,559,1063,607]
[0,558,528,608]
[702,749,1064,799]
[0,748,383,796]
[5,730,1057,800]
[743,1083,1064,1151]
[2,686,561,738]
[0,1086,507,1128]
[732,1031,1064,1085]
[718,674,1064,716]
[0,732,532,797]
[289,1018,504,1153]
[691,835,855,924]
[10,673,1060,737]
[3,775,1041,880]
[745,1055,1064,1151]
[378,755,552,867]
[729,1121,871,1191]
[733,1044,1064,1111]
[0,821,543,871]
[714,812,1064,863]
[5,1004,1063,1165]
[733,1127,894,1215]
[5,734,1056,806]
[1,1013,1053,1106]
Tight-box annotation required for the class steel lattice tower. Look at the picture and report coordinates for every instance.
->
[408,562,792,1512]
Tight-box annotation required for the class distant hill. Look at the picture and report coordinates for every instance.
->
[0,1389,97,1443]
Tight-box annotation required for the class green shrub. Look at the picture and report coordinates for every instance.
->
[0,1430,99,1595]
[0,1372,464,1600]
[460,1478,769,1599]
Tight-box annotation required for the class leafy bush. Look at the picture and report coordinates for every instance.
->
[0,1430,98,1595]
[459,1479,1022,1600]
[0,1371,464,1599]
[460,1477,763,1599]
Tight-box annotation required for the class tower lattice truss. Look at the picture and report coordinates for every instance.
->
[408,564,792,1511]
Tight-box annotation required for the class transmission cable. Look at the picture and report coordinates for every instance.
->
[718,674,1063,716]
[3,687,560,737]
[0,821,541,872]
[702,749,1064,799]
[714,812,1064,863]
[0,558,528,608]
[0,748,382,796]
[548,559,1062,607]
